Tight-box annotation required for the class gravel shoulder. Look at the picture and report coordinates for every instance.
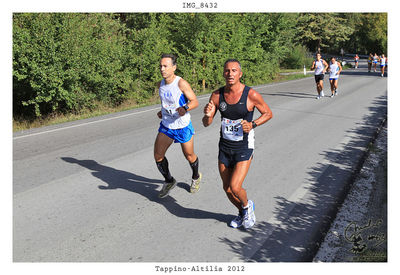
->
[313,120,387,262]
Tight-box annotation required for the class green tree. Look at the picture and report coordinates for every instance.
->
[13,13,131,118]
[295,13,354,53]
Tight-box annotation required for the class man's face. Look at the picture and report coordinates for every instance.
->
[159,58,176,79]
[223,62,242,85]
[316,54,321,60]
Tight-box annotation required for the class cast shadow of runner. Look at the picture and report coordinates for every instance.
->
[259,91,316,99]
[61,157,233,223]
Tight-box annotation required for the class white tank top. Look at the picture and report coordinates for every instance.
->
[329,62,340,79]
[380,57,386,65]
[314,60,324,75]
[159,76,191,129]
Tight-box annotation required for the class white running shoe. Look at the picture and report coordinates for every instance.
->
[316,95,321,100]
[321,91,325,97]
[330,94,334,98]
[230,212,244,228]
[190,172,202,193]
[243,200,256,229]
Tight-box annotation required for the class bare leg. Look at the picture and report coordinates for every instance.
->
[219,162,241,211]
[219,158,252,211]
[319,80,324,95]
[330,80,335,95]
[154,132,174,183]
[180,136,197,164]
[154,132,173,162]
[181,136,200,180]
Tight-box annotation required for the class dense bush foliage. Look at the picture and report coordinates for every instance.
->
[13,13,387,119]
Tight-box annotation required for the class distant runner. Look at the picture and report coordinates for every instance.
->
[373,53,379,72]
[328,57,343,98]
[368,53,373,73]
[354,54,359,69]
[379,54,387,77]
[310,53,329,99]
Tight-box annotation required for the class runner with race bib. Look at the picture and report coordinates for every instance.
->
[202,59,273,229]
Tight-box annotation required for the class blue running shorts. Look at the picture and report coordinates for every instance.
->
[158,121,195,143]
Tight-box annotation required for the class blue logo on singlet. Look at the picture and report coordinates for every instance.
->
[163,91,173,98]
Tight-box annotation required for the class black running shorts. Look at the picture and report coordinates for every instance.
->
[218,146,254,168]
[315,74,324,83]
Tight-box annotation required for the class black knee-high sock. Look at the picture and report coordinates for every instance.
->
[189,157,199,180]
[156,157,173,183]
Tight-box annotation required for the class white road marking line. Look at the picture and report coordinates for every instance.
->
[13,76,308,141]
[13,95,211,140]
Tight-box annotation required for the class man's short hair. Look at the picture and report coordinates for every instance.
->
[224,59,241,70]
[161,54,177,65]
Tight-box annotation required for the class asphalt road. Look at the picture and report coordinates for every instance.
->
[13,61,387,262]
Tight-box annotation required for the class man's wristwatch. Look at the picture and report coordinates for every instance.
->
[252,121,257,129]
[183,104,189,111]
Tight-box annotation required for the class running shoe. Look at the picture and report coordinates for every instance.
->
[159,178,177,198]
[243,200,256,229]
[190,172,202,193]
[316,95,321,100]
[335,90,338,96]
[321,91,325,97]
[230,212,244,228]
[330,94,334,98]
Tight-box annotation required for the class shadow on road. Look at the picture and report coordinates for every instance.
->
[340,69,387,77]
[259,67,386,100]
[61,157,233,223]
[259,91,315,99]
[219,95,387,262]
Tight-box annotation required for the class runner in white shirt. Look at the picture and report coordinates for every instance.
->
[310,53,329,99]
[373,53,379,72]
[379,54,387,77]
[328,57,343,98]
[155,54,202,198]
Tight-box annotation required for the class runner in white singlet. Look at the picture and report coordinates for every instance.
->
[310,53,329,99]
[154,54,202,198]
[379,54,387,77]
[373,53,379,72]
[328,57,342,98]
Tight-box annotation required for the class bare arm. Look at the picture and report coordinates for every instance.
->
[323,60,329,73]
[202,90,219,127]
[177,78,198,116]
[156,81,162,118]
[241,89,273,133]
[310,60,316,71]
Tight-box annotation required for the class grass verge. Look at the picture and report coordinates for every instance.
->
[13,72,312,132]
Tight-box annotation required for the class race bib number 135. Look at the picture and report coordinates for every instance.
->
[221,118,243,141]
